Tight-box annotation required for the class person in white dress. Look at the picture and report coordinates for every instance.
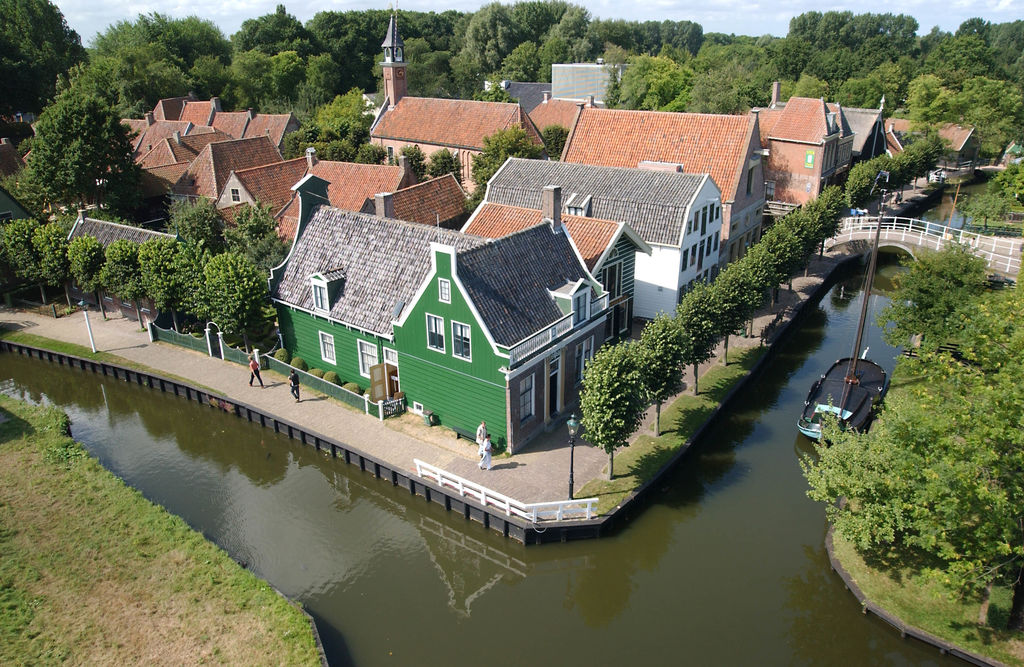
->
[478,434,492,471]
[476,421,486,457]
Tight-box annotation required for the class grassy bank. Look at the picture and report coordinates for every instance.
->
[0,395,320,665]
[578,346,766,514]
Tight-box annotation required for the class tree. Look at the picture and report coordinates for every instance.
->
[675,283,721,395]
[230,49,274,109]
[427,148,462,184]
[314,89,371,143]
[878,243,987,350]
[231,4,315,58]
[957,191,1010,231]
[470,127,544,198]
[67,236,106,295]
[269,50,306,101]
[100,239,144,303]
[458,3,525,77]
[398,145,428,181]
[26,92,141,214]
[224,204,288,274]
[616,55,693,111]
[355,143,387,165]
[579,341,647,480]
[0,0,85,114]
[476,78,515,103]
[1,217,43,297]
[200,252,269,350]
[138,238,186,331]
[167,198,224,253]
[803,285,1024,631]
[991,162,1024,204]
[540,125,569,160]
[31,221,69,291]
[501,41,541,82]
[638,315,685,436]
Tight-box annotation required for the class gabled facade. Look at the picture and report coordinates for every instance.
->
[373,173,468,230]
[885,119,980,168]
[147,95,299,149]
[561,107,764,266]
[369,14,543,191]
[270,175,611,452]
[171,135,283,203]
[479,157,721,319]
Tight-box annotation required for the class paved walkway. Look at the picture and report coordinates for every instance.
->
[0,250,851,505]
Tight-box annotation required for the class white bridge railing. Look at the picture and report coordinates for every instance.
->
[828,216,1021,277]
[414,459,598,522]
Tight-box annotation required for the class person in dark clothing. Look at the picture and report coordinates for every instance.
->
[289,369,300,402]
[249,355,264,388]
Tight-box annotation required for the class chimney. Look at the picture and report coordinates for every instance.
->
[172,131,181,145]
[770,81,781,107]
[585,95,594,108]
[374,192,395,218]
[145,111,155,126]
[397,154,416,185]
[247,108,255,119]
[211,96,221,112]
[305,146,317,170]
[542,185,561,230]
[543,92,550,103]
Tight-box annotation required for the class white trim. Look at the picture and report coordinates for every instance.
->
[383,346,398,365]
[438,278,451,303]
[426,312,445,353]
[519,374,535,421]
[310,275,329,312]
[319,331,336,364]
[270,298,394,342]
[451,320,472,362]
[357,339,377,378]
[504,315,607,381]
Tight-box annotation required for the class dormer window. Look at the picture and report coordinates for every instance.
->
[565,193,591,217]
[572,291,589,325]
[311,277,328,311]
[230,188,240,202]
[310,269,345,313]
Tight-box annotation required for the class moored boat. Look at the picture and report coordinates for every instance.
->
[797,356,888,439]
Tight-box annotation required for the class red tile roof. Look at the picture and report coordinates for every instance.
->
[562,108,756,202]
[463,202,617,271]
[211,111,251,139]
[754,108,783,148]
[179,100,216,126]
[276,161,405,240]
[141,161,190,198]
[153,96,194,121]
[765,97,829,144]
[173,136,283,201]
[126,120,194,155]
[389,174,466,226]
[528,98,581,134]
[137,130,235,169]
[230,157,309,214]
[884,119,974,152]
[372,97,543,150]
[243,113,296,146]
[0,139,25,177]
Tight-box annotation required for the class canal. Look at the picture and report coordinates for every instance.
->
[0,258,957,666]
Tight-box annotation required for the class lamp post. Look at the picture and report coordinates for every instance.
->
[567,413,580,500]
[78,300,96,353]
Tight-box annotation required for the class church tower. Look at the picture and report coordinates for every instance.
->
[381,13,407,109]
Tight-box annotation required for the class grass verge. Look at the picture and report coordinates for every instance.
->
[0,395,321,665]
[577,346,767,515]
[832,534,1023,665]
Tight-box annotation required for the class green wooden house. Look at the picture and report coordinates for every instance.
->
[270,175,613,452]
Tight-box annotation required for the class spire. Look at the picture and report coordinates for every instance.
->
[380,12,407,108]
[381,13,404,63]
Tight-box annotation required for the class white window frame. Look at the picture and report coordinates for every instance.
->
[426,313,445,353]
[357,339,377,378]
[451,320,472,361]
[383,347,398,366]
[438,278,451,304]
[311,278,328,311]
[572,291,588,325]
[319,331,336,364]
[519,375,534,421]
[230,188,240,202]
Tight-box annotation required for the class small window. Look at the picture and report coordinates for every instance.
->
[452,321,471,360]
[681,247,688,271]
[384,347,398,365]
[357,340,377,378]
[713,231,720,252]
[438,278,451,304]
[312,281,328,311]
[765,181,776,199]
[690,244,697,265]
[575,336,593,383]
[319,331,336,364]
[706,239,713,256]
[426,314,445,352]
[746,166,755,195]
[230,188,240,202]
[519,375,535,420]
[701,207,707,235]
[572,292,588,325]
[387,146,394,162]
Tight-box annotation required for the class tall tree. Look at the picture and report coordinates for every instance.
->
[427,149,462,184]
[138,238,186,331]
[167,198,225,253]
[675,282,720,395]
[638,314,685,436]
[470,127,543,203]
[224,204,288,274]
[398,145,428,181]
[67,236,106,295]
[100,239,144,304]
[199,251,269,350]
[231,4,315,58]
[1,217,43,298]
[540,125,569,160]
[957,191,1010,231]
[579,341,647,479]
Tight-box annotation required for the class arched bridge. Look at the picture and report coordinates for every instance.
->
[826,216,1021,279]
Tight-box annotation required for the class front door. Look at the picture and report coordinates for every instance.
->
[548,353,560,418]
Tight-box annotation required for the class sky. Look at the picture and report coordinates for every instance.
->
[55,0,1024,48]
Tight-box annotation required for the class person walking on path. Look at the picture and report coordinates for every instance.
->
[478,433,492,471]
[475,420,486,453]
[289,369,300,402]
[249,355,264,388]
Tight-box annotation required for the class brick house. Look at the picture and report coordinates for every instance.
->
[171,135,283,203]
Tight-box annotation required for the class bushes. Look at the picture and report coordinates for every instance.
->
[309,368,325,378]
[322,371,340,385]
[342,382,363,394]
[291,357,307,371]
[273,348,291,363]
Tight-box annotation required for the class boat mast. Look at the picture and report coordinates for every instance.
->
[846,170,889,385]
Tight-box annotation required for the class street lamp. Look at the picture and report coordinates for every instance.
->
[78,300,96,353]
[567,413,580,500]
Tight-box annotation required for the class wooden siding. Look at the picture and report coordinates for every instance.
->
[277,306,387,388]
[393,250,509,443]
[597,234,637,298]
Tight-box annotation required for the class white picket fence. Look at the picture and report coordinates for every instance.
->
[413,459,598,522]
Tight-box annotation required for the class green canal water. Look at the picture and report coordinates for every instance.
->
[0,259,958,665]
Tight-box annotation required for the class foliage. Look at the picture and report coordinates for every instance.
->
[990,162,1024,204]
[957,191,1010,230]
[398,145,428,181]
[291,356,307,371]
[540,125,569,160]
[31,221,70,288]
[501,41,541,81]
[878,243,987,349]
[67,236,106,293]
[355,143,388,165]
[224,204,288,274]
[92,12,230,72]
[173,242,211,320]
[637,314,685,435]
[199,252,269,342]
[100,239,144,301]
[231,4,315,58]
[475,78,515,103]
[615,55,693,111]
[426,149,462,184]
[470,127,543,196]
[138,238,185,317]
[342,381,362,394]
[26,92,141,214]
[273,347,291,363]
[0,0,86,114]
[309,367,325,379]
[1,217,42,285]
[675,282,721,394]
[167,198,225,253]
[579,341,647,479]
[0,170,47,222]
[322,371,340,385]
[314,89,371,143]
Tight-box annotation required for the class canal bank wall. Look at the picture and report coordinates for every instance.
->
[0,253,863,546]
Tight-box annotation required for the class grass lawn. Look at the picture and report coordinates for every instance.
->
[0,395,321,665]
[577,346,766,515]
[832,535,1023,665]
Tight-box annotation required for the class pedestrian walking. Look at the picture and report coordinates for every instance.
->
[475,420,487,455]
[248,355,264,388]
[478,433,492,471]
[289,369,300,402]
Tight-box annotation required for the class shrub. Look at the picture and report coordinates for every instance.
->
[273,348,291,363]
[291,357,307,371]
[342,382,363,394]
[323,371,340,385]
[309,368,325,378]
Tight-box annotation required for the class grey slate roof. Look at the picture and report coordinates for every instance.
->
[842,107,884,157]
[272,205,593,347]
[505,82,551,113]
[68,217,175,247]
[485,158,708,246]
[457,223,590,347]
